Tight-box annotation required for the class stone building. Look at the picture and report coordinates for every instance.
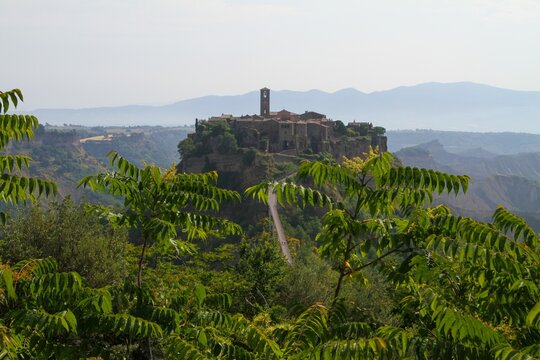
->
[200,87,387,156]
[208,88,334,154]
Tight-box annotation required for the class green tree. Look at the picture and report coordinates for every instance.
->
[0,88,57,223]
[79,151,243,287]
[371,125,386,136]
[178,136,196,159]
[248,149,469,301]
[236,232,287,314]
[0,198,128,287]
[0,256,283,359]
[178,120,239,160]
[332,120,347,136]
[216,131,238,154]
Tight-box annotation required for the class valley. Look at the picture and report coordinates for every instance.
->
[393,136,540,230]
[9,125,192,202]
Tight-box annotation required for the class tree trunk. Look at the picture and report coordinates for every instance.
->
[333,236,353,305]
[332,272,346,306]
[137,237,148,288]
[136,237,153,359]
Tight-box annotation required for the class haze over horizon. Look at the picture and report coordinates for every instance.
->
[2,0,540,111]
[23,81,540,111]
[30,82,540,133]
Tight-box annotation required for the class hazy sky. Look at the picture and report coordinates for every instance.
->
[2,0,540,110]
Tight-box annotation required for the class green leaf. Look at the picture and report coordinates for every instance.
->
[1,94,9,114]
[527,302,540,327]
[7,91,18,108]
[0,268,16,300]
[197,330,208,347]
[194,284,206,306]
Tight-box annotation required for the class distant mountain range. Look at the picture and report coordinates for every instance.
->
[31,82,540,132]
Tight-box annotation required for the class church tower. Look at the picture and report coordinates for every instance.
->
[260,87,270,117]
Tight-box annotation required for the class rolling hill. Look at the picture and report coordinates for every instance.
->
[9,126,190,203]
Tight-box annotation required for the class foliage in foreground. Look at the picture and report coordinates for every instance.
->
[4,149,540,358]
[247,150,540,358]
[79,151,243,287]
[0,198,128,287]
[4,86,540,358]
[0,88,57,224]
[0,257,279,358]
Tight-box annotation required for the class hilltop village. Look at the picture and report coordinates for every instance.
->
[186,87,387,158]
[178,87,389,226]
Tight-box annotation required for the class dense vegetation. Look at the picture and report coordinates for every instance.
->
[178,121,238,160]
[3,89,540,359]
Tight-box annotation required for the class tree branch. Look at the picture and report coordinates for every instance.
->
[333,235,354,305]
[353,245,406,272]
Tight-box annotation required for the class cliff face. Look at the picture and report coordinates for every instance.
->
[179,135,387,189]
[328,136,387,159]
[180,152,271,191]
[179,133,386,228]
[180,151,277,228]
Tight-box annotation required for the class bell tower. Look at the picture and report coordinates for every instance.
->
[260,87,270,117]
